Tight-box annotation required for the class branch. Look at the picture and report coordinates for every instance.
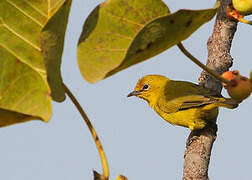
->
[177,42,230,84]
[63,83,109,180]
[183,0,237,179]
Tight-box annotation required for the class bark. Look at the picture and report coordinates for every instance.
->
[183,0,237,179]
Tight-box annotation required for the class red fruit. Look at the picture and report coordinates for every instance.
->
[222,70,252,101]
[221,71,236,88]
[226,76,252,101]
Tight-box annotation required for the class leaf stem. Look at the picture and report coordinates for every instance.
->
[177,42,230,84]
[237,17,252,25]
[226,5,252,25]
[63,83,109,179]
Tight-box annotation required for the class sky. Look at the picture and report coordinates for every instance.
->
[1,1,252,180]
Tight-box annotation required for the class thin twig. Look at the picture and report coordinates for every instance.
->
[63,83,109,179]
[237,18,252,25]
[177,42,230,84]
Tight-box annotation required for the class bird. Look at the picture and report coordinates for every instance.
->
[127,75,239,131]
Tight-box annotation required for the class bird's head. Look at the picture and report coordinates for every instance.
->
[127,75,169,104]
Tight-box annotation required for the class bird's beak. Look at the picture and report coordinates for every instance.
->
[127,90,140,97]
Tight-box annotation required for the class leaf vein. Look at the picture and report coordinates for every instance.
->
[50,0,65,18]
[101,32,133,40]
[0,72,32,100]
[2,23,41,51]
[6,0,43,27]
[124,1,148,23]
[105,10,144,28]
[26,101,46,118]
[11,88,41,110]
[0,42,46,75]
[94,48,126,52]
[23,0,48,18]
[48,0,50,16]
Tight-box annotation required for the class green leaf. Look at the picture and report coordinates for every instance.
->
[78,0,218,83]
[41,0,72,102]
[0,0,71,127]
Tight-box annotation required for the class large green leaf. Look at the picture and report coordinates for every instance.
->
[0,0,71,127]
[78,0,219,83]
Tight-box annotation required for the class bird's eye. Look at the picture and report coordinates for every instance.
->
[142,84,149,90]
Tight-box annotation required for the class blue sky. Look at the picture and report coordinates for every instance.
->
[1,1,252,179]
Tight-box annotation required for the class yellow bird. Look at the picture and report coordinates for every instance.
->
[127,75,238,131]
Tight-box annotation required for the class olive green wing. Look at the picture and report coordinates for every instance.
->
[156,80,221,113]
[166,80,221,97]
[156,94,216,113]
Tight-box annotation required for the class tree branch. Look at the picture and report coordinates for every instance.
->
[183,0,237,179]
[177,42,230,84]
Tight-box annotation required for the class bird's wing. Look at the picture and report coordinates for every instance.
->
[156,81,220,113]
[157,94,216,113]
[177,96,217,110]
[170,81,221,97]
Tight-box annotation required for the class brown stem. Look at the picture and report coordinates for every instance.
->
[63,83,109,179]
[183,0,237,179]
[177,42,230,84]
[226,5,252,25]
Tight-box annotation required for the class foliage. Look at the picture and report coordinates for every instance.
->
[0,0,71,126]
[78,0,218,83]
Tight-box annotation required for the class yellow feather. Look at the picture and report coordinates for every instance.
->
[128,75,238,131]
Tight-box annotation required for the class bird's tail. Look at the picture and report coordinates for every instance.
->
[217,98,239,109]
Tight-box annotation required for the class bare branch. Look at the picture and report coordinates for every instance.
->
[183,0,237,179]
